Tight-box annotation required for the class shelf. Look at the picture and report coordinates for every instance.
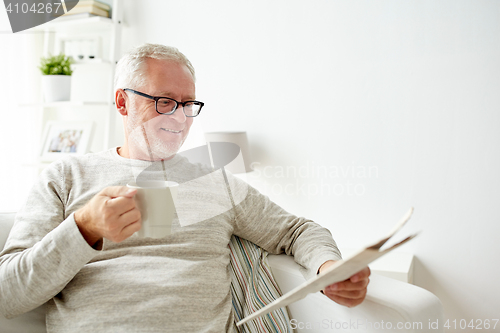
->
[25,0,123,170]
[31,15,114,34]
[72,59,112,65]
[20,101,110,108]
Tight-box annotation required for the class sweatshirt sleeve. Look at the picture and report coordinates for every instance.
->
[229,173,342,280]
[0,161,99,318]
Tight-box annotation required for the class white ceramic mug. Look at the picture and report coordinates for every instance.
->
[126,180,179,238]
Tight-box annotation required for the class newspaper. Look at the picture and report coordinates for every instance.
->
[236,208,417,327]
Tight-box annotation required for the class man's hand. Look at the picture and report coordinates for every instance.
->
[318,260,371,308]
[74,186,142,247]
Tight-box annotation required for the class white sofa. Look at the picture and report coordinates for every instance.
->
[0,212,443,332]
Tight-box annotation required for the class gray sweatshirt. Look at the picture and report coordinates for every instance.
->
[0,148,341,332]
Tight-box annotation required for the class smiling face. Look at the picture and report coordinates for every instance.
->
[117,58,196,161]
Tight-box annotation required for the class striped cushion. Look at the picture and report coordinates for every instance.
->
[229,235,293,332]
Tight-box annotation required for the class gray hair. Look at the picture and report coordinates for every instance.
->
[114,43,195,91]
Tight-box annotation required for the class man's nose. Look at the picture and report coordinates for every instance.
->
[166,105,187,123]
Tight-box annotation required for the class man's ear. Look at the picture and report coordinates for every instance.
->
[116,89,128,116]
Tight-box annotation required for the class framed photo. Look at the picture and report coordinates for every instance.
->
[41,121,94,161]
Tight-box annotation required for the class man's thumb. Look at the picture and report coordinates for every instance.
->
[123,188,137,197]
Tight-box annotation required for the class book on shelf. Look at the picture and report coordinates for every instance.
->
[58,0,110,18]
[53,13,106,22]
[71,0,111,11]
[66,5,109,18]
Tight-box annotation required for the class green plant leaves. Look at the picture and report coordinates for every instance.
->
[39,54,73,75]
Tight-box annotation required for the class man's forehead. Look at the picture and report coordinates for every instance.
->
[142,59,196,98]
[153,90,196,100]
[144,58,192,76]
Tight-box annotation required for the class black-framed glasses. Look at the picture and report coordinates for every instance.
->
[123,88,204,117]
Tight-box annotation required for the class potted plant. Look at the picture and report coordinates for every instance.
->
[39,54,73,102]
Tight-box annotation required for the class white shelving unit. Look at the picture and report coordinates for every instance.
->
[25,0,123,171]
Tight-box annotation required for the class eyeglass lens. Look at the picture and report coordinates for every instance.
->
[157,98,201,116]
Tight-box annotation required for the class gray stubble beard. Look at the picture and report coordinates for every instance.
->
[126,114,187,161]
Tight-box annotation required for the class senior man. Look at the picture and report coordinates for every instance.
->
[0,44,370,332]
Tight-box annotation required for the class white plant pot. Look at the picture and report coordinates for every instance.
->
[41,75,71,102]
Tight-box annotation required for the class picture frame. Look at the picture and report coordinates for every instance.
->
[40,121,94,162]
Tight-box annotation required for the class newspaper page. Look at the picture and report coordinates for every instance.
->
[237,208,417,327]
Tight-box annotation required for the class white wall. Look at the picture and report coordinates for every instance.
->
[120,0,500,328]
[1,0,499,330]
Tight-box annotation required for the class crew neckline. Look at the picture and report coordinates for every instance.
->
[111,147,183,168]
